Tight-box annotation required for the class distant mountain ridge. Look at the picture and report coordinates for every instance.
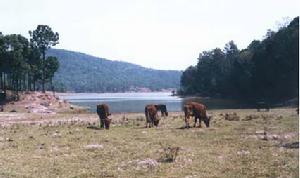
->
[47,49,182,92]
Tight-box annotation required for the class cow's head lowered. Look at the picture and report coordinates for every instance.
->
[203,114,211,128]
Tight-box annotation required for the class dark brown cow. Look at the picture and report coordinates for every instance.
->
[96,104,111,129]
[183,102,210,128]
[145,104,168,128]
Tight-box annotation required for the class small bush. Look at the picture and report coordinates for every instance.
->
[224,112,240,121]
[244,114,260,121]
[158,146,180,163]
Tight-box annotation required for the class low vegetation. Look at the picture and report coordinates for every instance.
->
[0,108,298,177]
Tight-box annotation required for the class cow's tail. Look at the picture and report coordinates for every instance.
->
[145,107,149,127]
[144,107,148,120]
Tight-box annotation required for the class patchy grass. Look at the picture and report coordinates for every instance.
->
[0,108,298,178]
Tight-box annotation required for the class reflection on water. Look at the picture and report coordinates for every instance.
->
[58,93,245,113]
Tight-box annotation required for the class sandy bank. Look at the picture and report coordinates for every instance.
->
[0,91,87,114]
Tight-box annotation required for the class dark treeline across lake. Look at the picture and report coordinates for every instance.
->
[58,92,248,113]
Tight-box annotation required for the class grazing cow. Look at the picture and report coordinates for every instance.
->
[96,104,111,129]
[183,102,210,128]
[145,104,168,128]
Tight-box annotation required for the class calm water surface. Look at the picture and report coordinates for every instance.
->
[58,92,182,113]
[58,92,244,113]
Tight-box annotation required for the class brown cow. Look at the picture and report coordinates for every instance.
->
[183,102,210,128]
[96,104,111,129]
[145,104,168,128]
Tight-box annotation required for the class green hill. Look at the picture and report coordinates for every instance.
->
[47,49,182,92]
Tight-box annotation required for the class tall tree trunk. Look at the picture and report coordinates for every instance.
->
[10,75,12,91]
[33,78,36,91]
[21,78,23,91]
[42,51,45,93]
[17,79,19,100]
[4,73,6,95]
[23,74,26,91]
[51,78,55,96]
[0,72,2,91]
[27,72,31,91]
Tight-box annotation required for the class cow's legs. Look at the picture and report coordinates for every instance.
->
[193,117,197,127]
[150,115,156,128]
[104,119,110,130]
[146,121,151,128]
[145,118,150,128]
[99,118,105,128]
[154,113,159,127]
[185,116,190,128]
[150,119,154,128]
[198,118,202,128]
[145,113,152,128]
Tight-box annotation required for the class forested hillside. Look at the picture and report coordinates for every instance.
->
[180,17,299,103]
[47,49,181,92]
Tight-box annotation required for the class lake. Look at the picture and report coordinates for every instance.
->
[58,92,182,113]
[58,92,246,113]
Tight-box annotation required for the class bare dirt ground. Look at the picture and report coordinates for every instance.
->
[1,91,87,114]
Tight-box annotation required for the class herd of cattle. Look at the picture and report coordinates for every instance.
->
[96,102,211,130]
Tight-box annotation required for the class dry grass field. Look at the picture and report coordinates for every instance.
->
[0,108,298,178]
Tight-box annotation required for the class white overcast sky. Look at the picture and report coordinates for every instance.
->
[0,0,299,70]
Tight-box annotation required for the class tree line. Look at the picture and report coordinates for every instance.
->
[0,25,59,99]
[179,17,299,104]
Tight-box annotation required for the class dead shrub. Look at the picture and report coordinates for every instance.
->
[244,114,260,121]
[224,112,240,121]
[261,114,274,120]
[136,116,144,122]
[158,145,180,163]
[121,116,129,126]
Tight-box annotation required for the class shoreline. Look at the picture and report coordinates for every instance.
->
[56,91,174,95]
